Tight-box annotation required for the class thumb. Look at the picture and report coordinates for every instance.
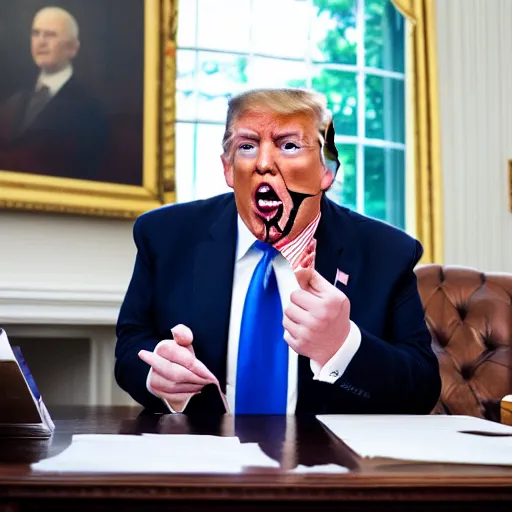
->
[295,266,313,290]
[171,324,193,347]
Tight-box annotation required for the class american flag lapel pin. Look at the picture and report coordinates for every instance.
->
[334,268,349,286]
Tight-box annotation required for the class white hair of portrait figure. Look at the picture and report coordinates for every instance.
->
[34,6,80,40]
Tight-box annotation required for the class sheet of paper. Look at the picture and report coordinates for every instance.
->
[318,414,512,436]
[31,434,280,473]
[0,329,15,361]
[290,464,348,474]
[342,431,512,466]
[317,415,512,466]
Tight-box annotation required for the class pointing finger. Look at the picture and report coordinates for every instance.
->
[156,341,216,381]
[138,350,211,385]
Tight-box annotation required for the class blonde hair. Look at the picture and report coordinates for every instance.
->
[34,6,79,41]
[222,88,340,174]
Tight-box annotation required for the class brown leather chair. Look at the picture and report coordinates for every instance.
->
[416,264,512,421]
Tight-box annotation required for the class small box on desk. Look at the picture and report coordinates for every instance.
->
[0,328,54,439]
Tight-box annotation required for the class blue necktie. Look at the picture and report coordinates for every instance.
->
[235,241,288,414]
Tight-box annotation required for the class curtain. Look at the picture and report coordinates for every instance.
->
[391,0,443,264]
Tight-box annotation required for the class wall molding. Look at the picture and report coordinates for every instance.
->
[0,285,124,325]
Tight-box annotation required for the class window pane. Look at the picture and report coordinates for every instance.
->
[176,50,197,121]
[364,146,405,228]
[365,75,405,143]
[311,0,357,64]
[326,143,356,209]
[197,0,251,53]
[196,52,249,122]
[313,68,357,136]
[194,124,232,200]
[177,0,197,47]
[252,57,309,88]
[252,0,310,59]
[364,0,405,72]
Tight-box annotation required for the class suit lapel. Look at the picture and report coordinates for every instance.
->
[314,195,361,300]
[192,196,237,391]
[298,196,363,407]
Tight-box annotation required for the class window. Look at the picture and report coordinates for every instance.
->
[175,0,406,229]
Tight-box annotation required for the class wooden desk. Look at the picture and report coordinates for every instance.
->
[1,406,512,511]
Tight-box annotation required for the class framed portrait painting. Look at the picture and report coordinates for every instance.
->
[0,0,176,218]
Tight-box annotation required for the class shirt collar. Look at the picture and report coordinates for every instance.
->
[37,65,73,96]
[236,211,321,266]
[236,215,258,261]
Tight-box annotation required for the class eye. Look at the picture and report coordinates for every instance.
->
[237,143,257,156]
[282,142,300,152]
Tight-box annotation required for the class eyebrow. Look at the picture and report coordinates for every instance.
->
[233,129,260,141]
[233,129,306,142]
[273,131,304,141]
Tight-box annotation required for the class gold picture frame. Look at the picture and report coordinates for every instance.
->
[0,0,176,219]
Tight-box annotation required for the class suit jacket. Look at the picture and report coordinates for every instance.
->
[0,76,108,181]
[115,193,442,415]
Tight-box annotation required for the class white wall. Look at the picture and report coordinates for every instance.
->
[0,212,135,297]
[436,0,512,272]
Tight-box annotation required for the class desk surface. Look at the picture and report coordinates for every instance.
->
[1,406,512,509]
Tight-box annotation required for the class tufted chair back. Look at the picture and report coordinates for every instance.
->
[415,264,512,418]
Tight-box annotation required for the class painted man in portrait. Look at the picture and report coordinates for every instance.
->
[0,6,108,181]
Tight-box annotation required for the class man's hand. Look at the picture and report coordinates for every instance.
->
[283,267,351,367]
[138,324,215,411]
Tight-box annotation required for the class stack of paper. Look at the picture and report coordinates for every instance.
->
[32,434,282,473]
[317,415,512,466]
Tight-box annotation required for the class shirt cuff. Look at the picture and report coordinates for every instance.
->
[145,340,192,414]
[310,321,362,383]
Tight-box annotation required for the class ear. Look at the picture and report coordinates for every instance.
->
[221,154,234,188]
[320,168,335,191]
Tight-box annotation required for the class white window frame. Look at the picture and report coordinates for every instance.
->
[176,0,406,216]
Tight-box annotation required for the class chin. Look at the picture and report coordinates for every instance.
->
[245,213,266,240]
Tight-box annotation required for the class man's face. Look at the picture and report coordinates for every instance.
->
[31,13,78,73]
[222,110,334,245]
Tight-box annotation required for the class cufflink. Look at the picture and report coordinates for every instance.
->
[329,370,339,378]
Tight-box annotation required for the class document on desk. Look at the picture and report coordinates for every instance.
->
[31,434,280,473]
[317,415,512,467]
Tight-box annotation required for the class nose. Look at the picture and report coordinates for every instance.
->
[255,142,276,175]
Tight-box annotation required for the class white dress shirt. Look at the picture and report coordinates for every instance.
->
[148,215,362,413]
[36,65,73,96]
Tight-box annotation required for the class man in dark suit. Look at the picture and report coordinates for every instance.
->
[115,88,441,416]
[0,7,107,181]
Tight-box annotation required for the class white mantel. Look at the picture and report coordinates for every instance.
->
[0,285,124,326]
[0,211,137,407]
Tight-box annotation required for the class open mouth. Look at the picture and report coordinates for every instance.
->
[254,184,282,215]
